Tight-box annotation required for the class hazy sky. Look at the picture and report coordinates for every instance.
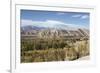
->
[21,9,90,29]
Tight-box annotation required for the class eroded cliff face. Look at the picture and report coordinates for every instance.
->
[21,26,89,40]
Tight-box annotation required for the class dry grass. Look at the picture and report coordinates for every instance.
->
[21,39,89,63]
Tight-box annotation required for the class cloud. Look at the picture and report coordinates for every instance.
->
[21,19,33,26]
[72,14,89,19]
[72,14,81,18]
[21,19,88,29]
[57,12,66,15]
[45,20,64,24]
[21,19,65,27]
[81,15,89,19]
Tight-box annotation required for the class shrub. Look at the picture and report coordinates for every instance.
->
[21,49,66,63]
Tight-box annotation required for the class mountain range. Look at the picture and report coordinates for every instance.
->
[21,24,89,39]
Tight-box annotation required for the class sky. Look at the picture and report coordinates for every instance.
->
[21,9,90,29]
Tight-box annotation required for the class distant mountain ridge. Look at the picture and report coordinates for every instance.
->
[21,25,89,39]
[21,24,87,32]
[21,25,46,31]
